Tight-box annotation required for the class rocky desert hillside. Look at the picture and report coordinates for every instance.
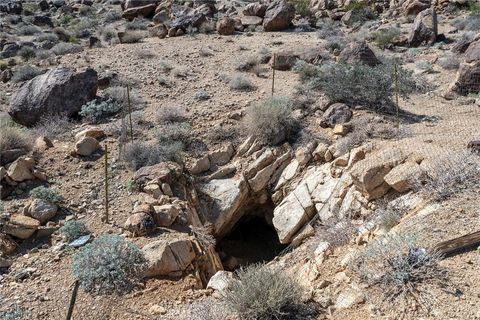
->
[0,0,479,319]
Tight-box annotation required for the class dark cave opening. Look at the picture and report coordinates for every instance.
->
[216,204,287,271]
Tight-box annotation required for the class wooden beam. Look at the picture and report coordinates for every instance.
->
[433,231,480,258]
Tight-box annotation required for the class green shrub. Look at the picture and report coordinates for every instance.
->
[351,233,447,315]
[35,32,59,43]
[467,0,480,14]
[245,96,294,146]
[125,19,149,30]
[344,0,368,11]
[224,263,303,320]
[294,60,421,112]
[71,17,97,38]
[72,235,147,294]
[104,11,123,23]
[0,115,33,153]
[100,26,118,43]
[29,186,63,204]
[0,308,23,320]
[123,140,185,170]
[79,98,122,123]
[51,42,83,56]
[11,65,43,83]
[17,24,41,36]
[291,0,312,17]
[59,220,89,241]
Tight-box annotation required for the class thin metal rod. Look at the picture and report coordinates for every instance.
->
[66,280,80,320]
[127,85,134,143]
[104,142,109,223]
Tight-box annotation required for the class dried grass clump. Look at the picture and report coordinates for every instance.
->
[351,233,448,316]
[229,73,255,91]
[0,115,33,153]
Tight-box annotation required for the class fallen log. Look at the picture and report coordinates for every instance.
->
[433,231,480,258]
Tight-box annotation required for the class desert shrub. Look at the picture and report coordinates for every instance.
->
[35,49,53,60]
[72,235,147,294]
[291,0,312,16]
[125,19,149,30]
[136,49,156,59]
[245,96,294,145]
[316,19,342,39]
[17,24,41,36]
[344,0,368,11]
[100,26,118,43]
[104,86,143,107]
[29,186,63,204]
[180,297,227,320]
[0,115,32,153]
[373,27,401,49]
[79,98,122,123]
[437,55,460,70]
[17,46,36,61]
[224,263,303,320]
[413,151,479,201]
[11,65,43,83]
[35,32,59,44]
[235,55,260,72]
[415,60,434,73]
[351,233,447,315]
[123,138,185,169]
[452,14,480,30]
[158,60,174,73]
[172,66,189,78]
[156,105,186,123]
[195,89,210,100]
[156,122,191,142]
[71,17,97,38]
[104,11,122,23]
[467,0,480,14]
[315,218,357,247]
[323,35,347,52]
[294,60,421,112]
[51,42,83,56]
[199,46,214,57]
[229,73,255,91]
[58,220,89,241]
[33,113,73,140]
[0,308,23,320]
[120,31,146,43]
[199,20,216,34]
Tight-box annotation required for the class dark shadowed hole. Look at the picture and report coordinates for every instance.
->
[216,204,287,271]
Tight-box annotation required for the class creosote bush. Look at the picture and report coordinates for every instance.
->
[352,233,448,315]
[51,42,83,56]
[294,60,422,112]
[229,73,255,91]
[245,96,294,145]
[58,220,89,241]
[29,186,63,204]
[73,235,147,294]
[224,263,303,320]
[373,27,401,49]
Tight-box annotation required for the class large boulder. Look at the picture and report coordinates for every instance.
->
[124,0,159,9]
[401,0,431,16]
[217,17,236,35]
[339,42,380,66]
[0,1,22,14]
[123,3,157,20]
[384,161,424,193]
[143,238,197,277]
[23,199,58,225]
[464,40,480,63]
[8,66,98,127]
[243,3,267,17]
[124,211,156,236]
[349,148,407,199]
[199,177,249,237]
[133,162,183,188]
[451,61,480,95]
[321,103,353,128]
[263,0,295,31]
[273,46,330,71]
[407,8,437,47]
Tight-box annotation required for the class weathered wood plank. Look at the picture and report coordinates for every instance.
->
[433,231,480,258]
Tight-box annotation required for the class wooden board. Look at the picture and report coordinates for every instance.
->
[433,231,480,258]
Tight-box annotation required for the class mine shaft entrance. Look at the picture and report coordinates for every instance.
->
[216,203,287,271]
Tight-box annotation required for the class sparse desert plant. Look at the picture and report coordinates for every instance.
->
[315,218,357,247]
[156,122,191,143]
[235,55,260,72]
[79,98,122,123]
[351,233,448,316]
[29,186,63,204]
[71,17,97,38]
[224,263,303,320]
[17,24,41,36]
[373,27,401,49]
[229,73,255,91]
[104,86,143,107]
[437,55,460,70]
[452,14,480,31]
[323,36,347,53]
[316,19,343,39]
[245,96,294,145]
[72,234,147,294]
[158,60,174,73]
[100,26,118,43]
[344,0,368,10]
[295,60,422,112]
[291,0,312,17]
[120,31,146,43]
[172,66,190,78]
[180,297,228,320]
[35,32,59,44]
[18,46,36,61]
[11,65,43,83]
[136,48,156,59]
[0,115,33,153]
[199,20,216,34]
[125,18,149,30]
[58,220,89,241]
[51,42,83,56]
[413,151,479,201]
[467,0,480,14]
[199,46,214,57]
[195,89,210,100]
[415,60,434,73]
[103,10,122,23]
[155,105,186,123]
[33,113,73,140]
[0,308,24,320]
[35,49,53,60]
